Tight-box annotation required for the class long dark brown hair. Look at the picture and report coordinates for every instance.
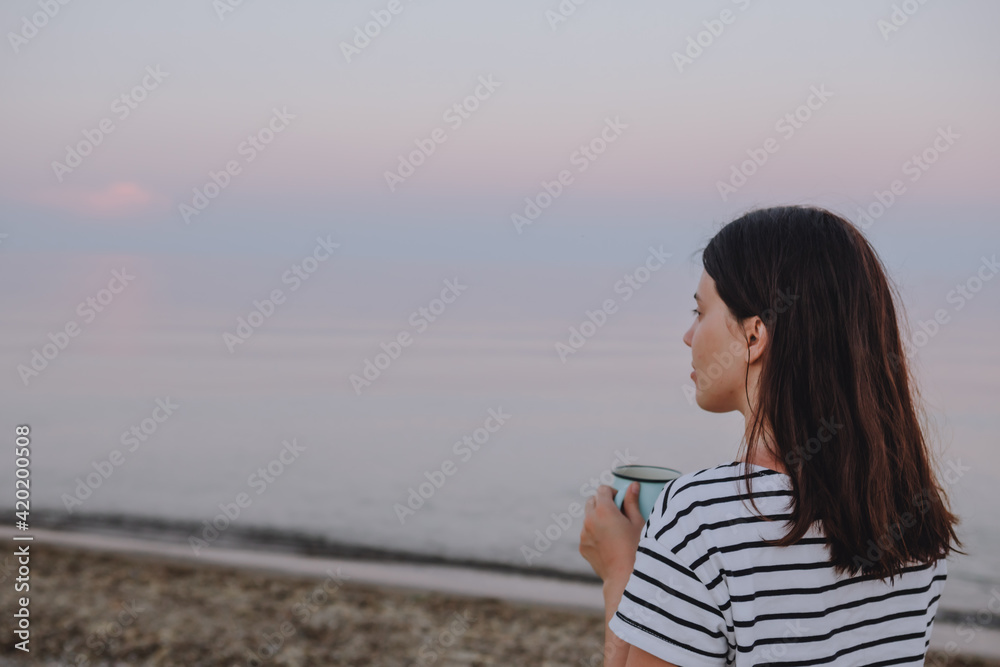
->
[700,205,962,581]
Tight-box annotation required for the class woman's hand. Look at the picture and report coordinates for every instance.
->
[579,482,646,585]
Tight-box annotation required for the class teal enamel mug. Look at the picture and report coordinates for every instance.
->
[611,465,682,521]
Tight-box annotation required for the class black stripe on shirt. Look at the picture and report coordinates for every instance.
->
[859,655,926,667]
[689,537,828,571]
[622,587,728,637]
[670,468,783,502]
[672,513,795,554]
[613,610,731,660]
[635,544,701,582]
[736,595,941,653]
[759,631,928,667]
[630,568,728,621]
[658,477,679,521]
[731,574,946,628]
[728,562,937,603]
[705,560,834,590]
[655,490,795,540]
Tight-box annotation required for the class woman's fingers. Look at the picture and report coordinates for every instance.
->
[596,484,617,505]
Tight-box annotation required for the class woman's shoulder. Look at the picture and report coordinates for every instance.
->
[648,461,792,530]
[667,460,787,499]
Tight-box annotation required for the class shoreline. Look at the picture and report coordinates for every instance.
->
[1,526,607,616]
[15,510,1000,629]
[17,508,601,584]
[3,520,999,665]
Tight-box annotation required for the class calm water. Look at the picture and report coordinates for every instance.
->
[3,258,999,624]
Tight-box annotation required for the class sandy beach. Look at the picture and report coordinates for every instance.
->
[1,541,996,667]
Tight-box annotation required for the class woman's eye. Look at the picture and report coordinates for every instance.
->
[691,309,701,317]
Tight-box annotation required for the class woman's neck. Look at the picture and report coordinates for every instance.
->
[742,416,787,475]
[746,448,787,475]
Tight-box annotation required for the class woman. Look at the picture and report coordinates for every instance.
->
[579,205,962,667]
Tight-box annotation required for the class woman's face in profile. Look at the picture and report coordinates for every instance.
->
[683,270,752,414]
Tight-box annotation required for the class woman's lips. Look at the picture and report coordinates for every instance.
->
[690,370,696,379]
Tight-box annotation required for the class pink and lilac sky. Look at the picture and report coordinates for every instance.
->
[2,0,997,226]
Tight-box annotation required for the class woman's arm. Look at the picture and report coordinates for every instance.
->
[602,574,633,667]
[580,483,641,665]
[581,484,680,667]
[603,577,680,667]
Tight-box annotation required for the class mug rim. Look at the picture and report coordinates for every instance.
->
[611,464,682,482]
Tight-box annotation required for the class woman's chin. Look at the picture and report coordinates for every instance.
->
[695,395,732,414]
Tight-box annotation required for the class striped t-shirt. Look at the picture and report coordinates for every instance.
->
[608,462,947,666]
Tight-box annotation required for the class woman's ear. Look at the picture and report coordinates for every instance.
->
[745,316,768,365]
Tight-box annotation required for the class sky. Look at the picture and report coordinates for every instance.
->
[1,1,998,236]
[1,0,996,346]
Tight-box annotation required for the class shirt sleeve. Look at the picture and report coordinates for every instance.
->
[608,479,732,666]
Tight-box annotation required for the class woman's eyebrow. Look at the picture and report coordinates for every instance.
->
[693,293,702,303]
